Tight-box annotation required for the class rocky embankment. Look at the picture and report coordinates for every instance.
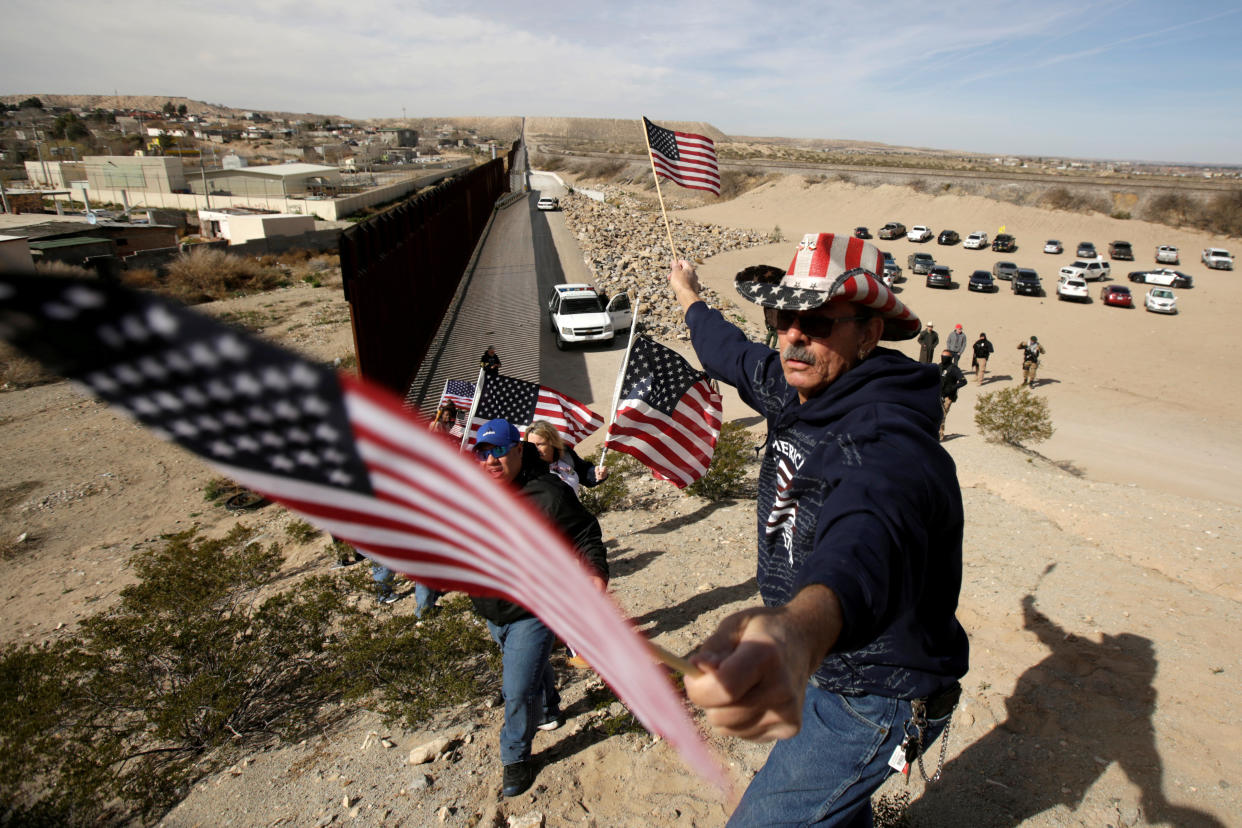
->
[559,189,769,340]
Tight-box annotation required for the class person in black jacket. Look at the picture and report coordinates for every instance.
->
[971,332,995,384]
[471,418,609,798]
[938,349,968,441]
[480,346,501,378]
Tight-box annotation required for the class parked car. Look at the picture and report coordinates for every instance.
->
[907,251,936,274]
[937,229,960,245]
[546,283,631,349]
[881,250,902,281]
[992,260,1018,281]
[1100,284,1134,308]
[992,233,1017,252]
[1155,245,1179,264]
[1012,268,1042,296]
[536,196,559,211]
[1145,287,1177,314]
[854,226,871,239]
[963,231,989,250]
[878,222,907,240]
[1044,239,1063,254]
[907,225,933,242]
[1056,274,1089,302]
[1076,241,1097,258]
[1059,259,1111,282]
[1108,241,1133,260]
[1128,269,1194,288]
[1202,247,1234,270]
[967,270,997,292]
[925,265,953,289]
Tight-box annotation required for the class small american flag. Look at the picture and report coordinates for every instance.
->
[605,336,722,488]
[438,379,475,437]
[643,117,720,196]
[0,273,729,793]
[469,373,602,449]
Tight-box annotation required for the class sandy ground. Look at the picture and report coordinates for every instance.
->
[2,175,1239,827]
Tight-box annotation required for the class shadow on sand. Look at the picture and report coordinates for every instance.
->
[909,594,1223,827]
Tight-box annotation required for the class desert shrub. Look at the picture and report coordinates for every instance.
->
[330,593,499,730]
[202,475,239,503]
[0,527,363,823]
[1201,189,1242,237]
[119,267,161,290]
[771,225,784,243]
[285,518,320,544]
[686,420,754,501]
[906,178,928,193]
[164,247,285,303]
[33,260,93,279]
[0,342,59,388]
[578,449,644,516]
[580,159,626,181]
[1144,191,1199,227]
[1110,210,1131,220]
[974,387,1054,447]
[717,168,769,199]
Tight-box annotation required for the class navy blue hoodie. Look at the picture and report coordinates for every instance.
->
[687,303,968,699]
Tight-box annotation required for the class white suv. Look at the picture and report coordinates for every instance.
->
[1059,259,1111,282]
[1056,274,1089,302]
[546,284,632,350]
[1202,248,1233,270]
[536,196,559,211]
[963,232,988,249]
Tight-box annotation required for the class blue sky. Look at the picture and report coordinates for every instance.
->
[4,0,1241,164]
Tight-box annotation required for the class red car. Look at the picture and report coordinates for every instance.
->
[1100,284,1133,308]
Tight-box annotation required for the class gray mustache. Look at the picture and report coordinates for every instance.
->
[782,345,817,365]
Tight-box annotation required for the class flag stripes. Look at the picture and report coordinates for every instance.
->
[644,117,721,196]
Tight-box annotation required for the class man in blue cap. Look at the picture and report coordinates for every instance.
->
[470,418,609,797]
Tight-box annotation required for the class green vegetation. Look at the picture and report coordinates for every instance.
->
[163,247,286,304]
[284,519,320,544]
[686,420,754,501]
[202,476,240,503]
[974,387,1054,447]
[0,527,500,823]
[578,450,644,516]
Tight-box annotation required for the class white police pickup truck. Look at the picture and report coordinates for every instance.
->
[546,284,632,350]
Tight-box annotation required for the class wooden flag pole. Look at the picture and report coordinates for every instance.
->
[648,639,702,678]
[641,117,679,261]
[459,366,487,452]
[598,303,642,469]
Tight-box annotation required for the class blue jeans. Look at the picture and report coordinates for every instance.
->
[486,616,560,766]
[728,683,952,827]
[414,583,443,619]
[371,562,393,599]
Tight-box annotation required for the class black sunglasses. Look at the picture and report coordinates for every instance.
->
[774,310,869,341]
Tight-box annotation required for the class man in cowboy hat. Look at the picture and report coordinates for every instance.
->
[668,233,969,827]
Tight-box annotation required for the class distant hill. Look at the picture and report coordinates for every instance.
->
[0,93,342,122]
[526,117,726,145]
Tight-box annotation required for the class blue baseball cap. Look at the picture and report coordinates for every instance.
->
[475,418,520,449]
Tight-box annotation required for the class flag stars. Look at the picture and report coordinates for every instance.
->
[43,301,76,321]
[155,391,184,411]
[145,305,179,337]
[327,470,353,486]
[98,325,125,349]
[180,386,207,407]
[288,363,319,388]
[246,405,274,424]
[137,356,169,381]
[222,411,247,428]
[163,350,194,375]
[121,315,149,341]
[216,334,248,362]
[303,395,329,416]
[296,450,319,466]
[170,419,199,438]
[235,373,263,397]
[86,372,119,393]
[260,431,284,448]
[314,423,339,442]
[261,366,289,391]
[272,400,299,421]
[114,364,144,386]
[188,342,219,369]
[206,379,234,402]
[287,428,311,444]
[209,440,235,457]
[271,455,295,471]
[235,435,261,453]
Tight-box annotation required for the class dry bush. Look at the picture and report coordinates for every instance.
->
[579,159,627,181]
[718,168,771,199]
[33,260,93,279]
[274,248,314,266]
[1041,186,1107,214]
[119,267,161,290]
[164,247,286,303]
[0,342,59,388]
[531,153,566,171]
[906,178,928,194]
[1143,192,1199,226]
[1203,190,1242,237]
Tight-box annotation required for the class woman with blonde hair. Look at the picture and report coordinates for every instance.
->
[525,420,609,496]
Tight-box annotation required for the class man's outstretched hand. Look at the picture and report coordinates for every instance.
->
[683,584,843,742]
[668,259,704,313]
